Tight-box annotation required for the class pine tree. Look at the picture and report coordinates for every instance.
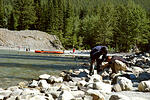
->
[14,0,37,30]
[8,12,16,30]
[62,0,74,49]
[95,2,115,46]
[0,0,5,28]
[44,0,54,33]
[114,0,149,51]
[33,0,42,30]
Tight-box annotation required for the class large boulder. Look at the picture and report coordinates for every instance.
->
[109,94,130,100]
[38,80,50,89]
[39,74,51,80]
[93,82,112,93]
[138,81,150,92]
[138,72,150,81]
[86,89,105,100]
[0,90,12,98]
[117,77,133,91]
[58,90,75,100]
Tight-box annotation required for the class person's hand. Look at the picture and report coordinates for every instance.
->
[100,63,109,70]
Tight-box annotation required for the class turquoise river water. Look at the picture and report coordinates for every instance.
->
[0,50,89,88]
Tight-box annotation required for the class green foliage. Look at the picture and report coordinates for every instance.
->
[95,1,115,45]
[33,0,42,30]
[8,12,16,30]
[0,0,5,27]
[14,0,37,30]
[114,0,149,51]
[0,0,150,51]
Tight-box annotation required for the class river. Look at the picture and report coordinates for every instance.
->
[0,49,89,88]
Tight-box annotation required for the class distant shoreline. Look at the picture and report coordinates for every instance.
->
[0,46,133,57]
[0,46,35,52]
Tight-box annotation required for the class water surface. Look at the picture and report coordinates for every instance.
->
[0,50,88,88]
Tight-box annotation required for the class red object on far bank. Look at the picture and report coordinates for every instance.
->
[73,48,75,53]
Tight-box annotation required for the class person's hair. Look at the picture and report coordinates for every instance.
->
[101,47,107,54]
[105,56,112,62]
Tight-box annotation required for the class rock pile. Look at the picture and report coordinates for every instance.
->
[0,28,63,50]
[0,52,150,100]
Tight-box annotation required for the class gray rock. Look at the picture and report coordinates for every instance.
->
[6,96,17,100]
[75,97,83,100]
[0,29,63,50]
[77,80,87,87]
[138,81,150,92]
[103,80,111,84]
[0,95,4,100]
[18,81,28,88]
[7,86,19,91]
[21,88,41,95]
[68,81,77,86]
[109,94,130,100]
[45,94,54,100]
[79,69,84,72]
[112,84,122,92]
[84,69,90,74]
[29,80,39,88]
[29,95,48,100]
[48,76,63,84]
[78,71,88,77]
[93,82,112,93]
[38,80,50,89]
[16,94,33,100]
[71,90,85,98]
[63,74,72,82]
[88,74,103,83]
[70,86,78,91]
[0,88,3,91]
[45,91,61,99]
[59,72,66,77]
[55,77,63,83]
[39,74,51,80]
[145,53,150,57]
[58,90,75,100]
[45,86,60,92]
[83,95,93,100]
[48,76,56,84]
[86,83,93,89]
[138,72,150,81]
[11,89,23,97]
[132,67,144,76]
[58,84,71,92]
[0,90,12,98]
[86,89,105,100]
[72,77,82,83]
[117,77,133,91]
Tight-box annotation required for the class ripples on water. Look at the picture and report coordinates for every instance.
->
[0,50,89,88]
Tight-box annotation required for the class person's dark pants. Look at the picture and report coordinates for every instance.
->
[89,58,102,75]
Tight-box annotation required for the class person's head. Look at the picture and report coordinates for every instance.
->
[106,56,112,62]
[101,47,107,54]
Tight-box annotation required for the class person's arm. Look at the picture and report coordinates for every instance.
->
[101,53,107,62]
[100,63,109,70]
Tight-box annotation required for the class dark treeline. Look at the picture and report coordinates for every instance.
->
[0,0,150,52]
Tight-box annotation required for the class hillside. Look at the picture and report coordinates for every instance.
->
[0,29,63,50]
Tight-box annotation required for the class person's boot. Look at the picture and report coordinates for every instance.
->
[89,64,94,76]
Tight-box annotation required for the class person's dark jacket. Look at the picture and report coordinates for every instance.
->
[90,46,107,61]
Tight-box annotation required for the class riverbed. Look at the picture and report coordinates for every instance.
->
[0,50,89,88]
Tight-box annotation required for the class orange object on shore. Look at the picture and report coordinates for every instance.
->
[35,50,64,54]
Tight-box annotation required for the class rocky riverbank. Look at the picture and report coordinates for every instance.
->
[0,52,150,100]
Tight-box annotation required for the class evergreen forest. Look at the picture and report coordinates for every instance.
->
[0,0,150,52]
